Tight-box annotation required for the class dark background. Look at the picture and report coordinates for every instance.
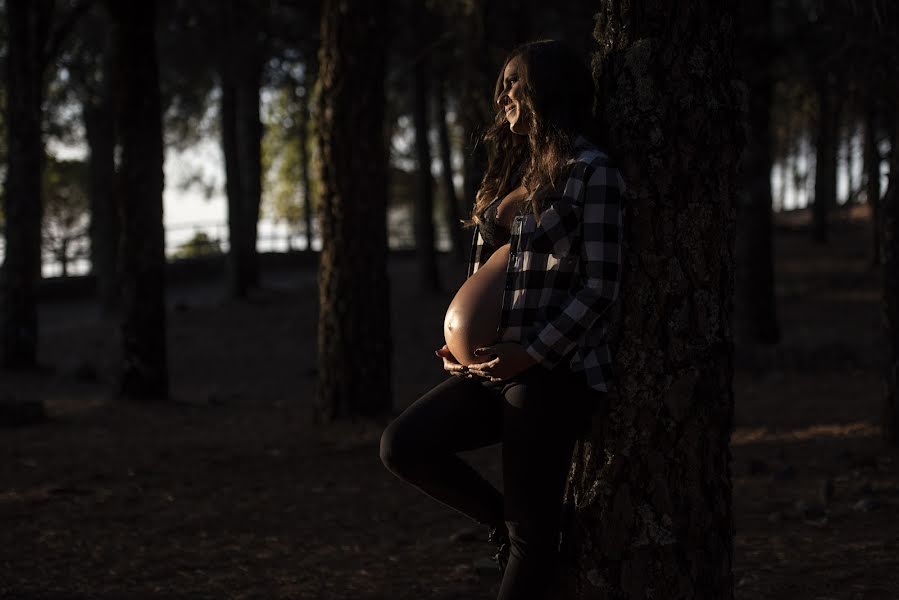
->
[1,1,898,598]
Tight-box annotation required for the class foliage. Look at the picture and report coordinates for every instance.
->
[261,78,315,225]
[41,156,90,272]
[171,230,223,259]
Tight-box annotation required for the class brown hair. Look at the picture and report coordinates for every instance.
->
[463,39,596,228]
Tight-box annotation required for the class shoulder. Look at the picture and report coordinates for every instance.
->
[568,136,626,195]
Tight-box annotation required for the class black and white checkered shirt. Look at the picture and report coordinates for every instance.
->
[466,135,625,393]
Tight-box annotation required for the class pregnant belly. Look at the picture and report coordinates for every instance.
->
[443,243,511,366]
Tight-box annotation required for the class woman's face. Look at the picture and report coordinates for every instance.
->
[497,56,529,135]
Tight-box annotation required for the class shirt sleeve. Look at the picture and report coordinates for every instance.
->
[522,161,624,368]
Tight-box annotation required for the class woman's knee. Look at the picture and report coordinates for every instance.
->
[379,420,415,475]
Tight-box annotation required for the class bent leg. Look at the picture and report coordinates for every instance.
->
[380,375,505,527]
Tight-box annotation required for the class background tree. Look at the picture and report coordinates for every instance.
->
[734,0,780,345]
[313,0,392,422]
[52,5,120,310]
[409,1,441,292]
[1,0,88,369]
[105,0,168,400]
[2,0,50,369]
[555,3,745,597]
[216,0,268,298]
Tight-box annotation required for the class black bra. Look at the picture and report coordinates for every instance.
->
[480,199,511,247]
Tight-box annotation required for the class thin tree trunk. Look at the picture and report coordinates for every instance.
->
[106,0,168,400]
[883,114,899,446]
[865,105,882,266]
[846,122,857,205]
[84,44,120,314]
[735,0,779,345]
[1,0,50,370]
[813,74,840,243]
[435,80,466,264]
[457,0,490,218]
[219,1,264,298]
[412,45,440,293]
[297,75,313,251]
[556,3,743,597]
[314,0,392,422]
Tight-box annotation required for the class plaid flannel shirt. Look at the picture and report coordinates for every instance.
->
[466,135,625,393]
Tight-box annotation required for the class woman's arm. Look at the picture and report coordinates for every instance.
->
[522,160,625,368]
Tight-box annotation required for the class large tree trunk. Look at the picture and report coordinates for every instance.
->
[1,0,50,370]
[84,39,120,314]
[106,0,168,400]
[435,79,467,264]
[734,0,779,345]
[882,115,899,446]
[412,39,441,293]
[556,3,743,598]
[812,74,840,243]
[219,1,264,298]
[313,0,392,422]
[865,104,882,266]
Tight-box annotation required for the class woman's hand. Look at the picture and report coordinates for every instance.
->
[435,344,472,378]
[466,342,539,382]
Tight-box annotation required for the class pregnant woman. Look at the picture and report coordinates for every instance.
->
[380,39,625,600]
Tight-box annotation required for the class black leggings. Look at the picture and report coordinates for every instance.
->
[379,360,606,599]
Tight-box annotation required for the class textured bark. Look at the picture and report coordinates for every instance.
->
[556,3,744,598]
[812,74,840,244]
[84,40,120,314]
[219,1,264,298]
[107,0,169,400]
[435,80,467,264]
[882,116,899,446]
[1,0,50,370]
[865,105,882,266]
[313,0,392,422]
[411,42,440,293]
[734,0,779,345]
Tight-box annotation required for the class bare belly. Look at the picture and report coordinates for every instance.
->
[443,243,510,366]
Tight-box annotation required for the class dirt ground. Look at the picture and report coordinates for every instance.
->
[1,204,898,600]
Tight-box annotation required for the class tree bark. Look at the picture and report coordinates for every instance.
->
[313,0,392,422]
[556,3,744,597]
[457,0,490,218]
[734,0,779,345]
[219,1,264,298]
[435,79,467,264]
[882,115,899,446]
[106,0,169,400]
[412,41,441,293]
[865,105,882,266]
[812,74,840,243]
[84,38,120,314]
[1,0,51,370]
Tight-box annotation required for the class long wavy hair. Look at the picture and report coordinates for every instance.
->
[463,39,597,229]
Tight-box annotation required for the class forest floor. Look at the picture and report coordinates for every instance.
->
[1,203,898,600]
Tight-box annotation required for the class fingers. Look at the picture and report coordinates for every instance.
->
[442,357,471,377]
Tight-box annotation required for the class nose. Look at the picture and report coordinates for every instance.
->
[496,93,510,108]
